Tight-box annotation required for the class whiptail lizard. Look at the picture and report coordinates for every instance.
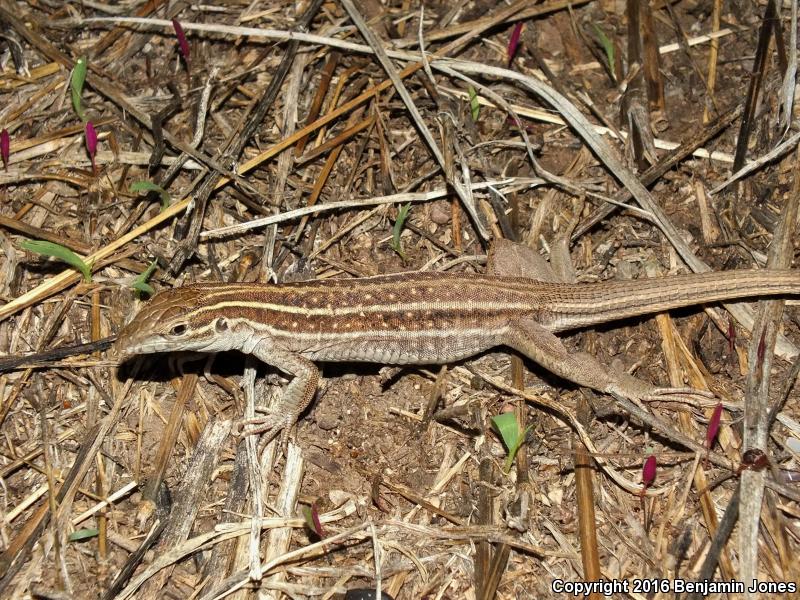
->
[114,269,800,448]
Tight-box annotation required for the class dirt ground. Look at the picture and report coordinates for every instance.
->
[0,0,799,598]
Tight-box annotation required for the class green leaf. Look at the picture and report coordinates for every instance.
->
[390,203,412,259]
[468,86,480,121]
[591,24,616,81]
[21,240,92,282]
[130,181,171,209]
[71,58,88,121]
[131,260,158,297]
[68,528,99,542]
[492,412,532,473]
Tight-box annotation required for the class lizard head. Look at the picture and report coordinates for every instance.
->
[114,285,234,363]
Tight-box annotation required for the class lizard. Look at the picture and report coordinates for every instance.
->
[114,267,800,449]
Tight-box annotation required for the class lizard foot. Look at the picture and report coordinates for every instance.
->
[638,386,716,405]
[607,369,715,407]
[235,413,295,456]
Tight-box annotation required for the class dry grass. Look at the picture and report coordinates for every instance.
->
[0,0,799,598]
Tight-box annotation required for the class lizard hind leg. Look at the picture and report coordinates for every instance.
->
[502,318,714,405]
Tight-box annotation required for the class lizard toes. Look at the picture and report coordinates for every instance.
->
[642,386,716,404]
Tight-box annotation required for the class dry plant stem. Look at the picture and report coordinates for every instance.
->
[90,288,108,561]
[137,419,231,599]
[575,396,601,598]
[0,337,114,374]
[739,147,799,593]
[294,50,340,156]
[200,433,251,595]
[572,104,749,241]
[780,0,798,133]
[140,373,197,507]
[242,362,264,583]
[653,312,736,579]
[732,0,779,172]
[375,476,465,525]
[474,454,492,598]
[262,444,304,599]
[702,0,723,123]
[295,114,375,165]
[639,0,664,110]
[169,0,325,272]
[0,292,75,428]
[686,489,739,600]
[623,0,658,170]
[102,516,167,600]
[340,0,488,239]
[710,128,800,194]
[88,0,166,58]
[202,178,525,238]
[478,543,511,600]
[0,5,246,187]
[0,372,133,590]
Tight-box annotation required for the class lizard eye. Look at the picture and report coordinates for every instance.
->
[170,323,188,336]
[215,318,228,332]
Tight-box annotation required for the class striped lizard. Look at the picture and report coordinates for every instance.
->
[114,268,800,448]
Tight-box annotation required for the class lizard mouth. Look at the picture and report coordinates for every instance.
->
[112,335,168,363]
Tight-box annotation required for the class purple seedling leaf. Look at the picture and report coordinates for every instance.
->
[507,22,523,65]
[310,502,325,539]
[757,330,766,368]
[706,402,723,450]
[85,121,98,175]
[172,18,190,72]
[727,317,736,355]
[1,128,9,170]
[642,455,657,491]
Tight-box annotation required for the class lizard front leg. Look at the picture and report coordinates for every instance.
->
[502,318,712,404]
[238,339,320,452]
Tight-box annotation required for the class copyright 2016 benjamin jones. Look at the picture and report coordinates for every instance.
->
[551,578,797,596]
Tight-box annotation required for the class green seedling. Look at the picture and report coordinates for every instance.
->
[21,240,92,282]
[590,24,616,81]
[68,528,99,542]
[130,181,171,209]
[390,203,412,259]
[468,85,480,121]
[492,411,532,473]
[71,58,88,121]
[131,260,158,296]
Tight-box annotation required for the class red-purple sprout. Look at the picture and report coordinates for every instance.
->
[1,129,9,170]
[85,121,98,175]
[172,18,190,72]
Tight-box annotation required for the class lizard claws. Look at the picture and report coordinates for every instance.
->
[639,386,716,405]
[235,414,293,456]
